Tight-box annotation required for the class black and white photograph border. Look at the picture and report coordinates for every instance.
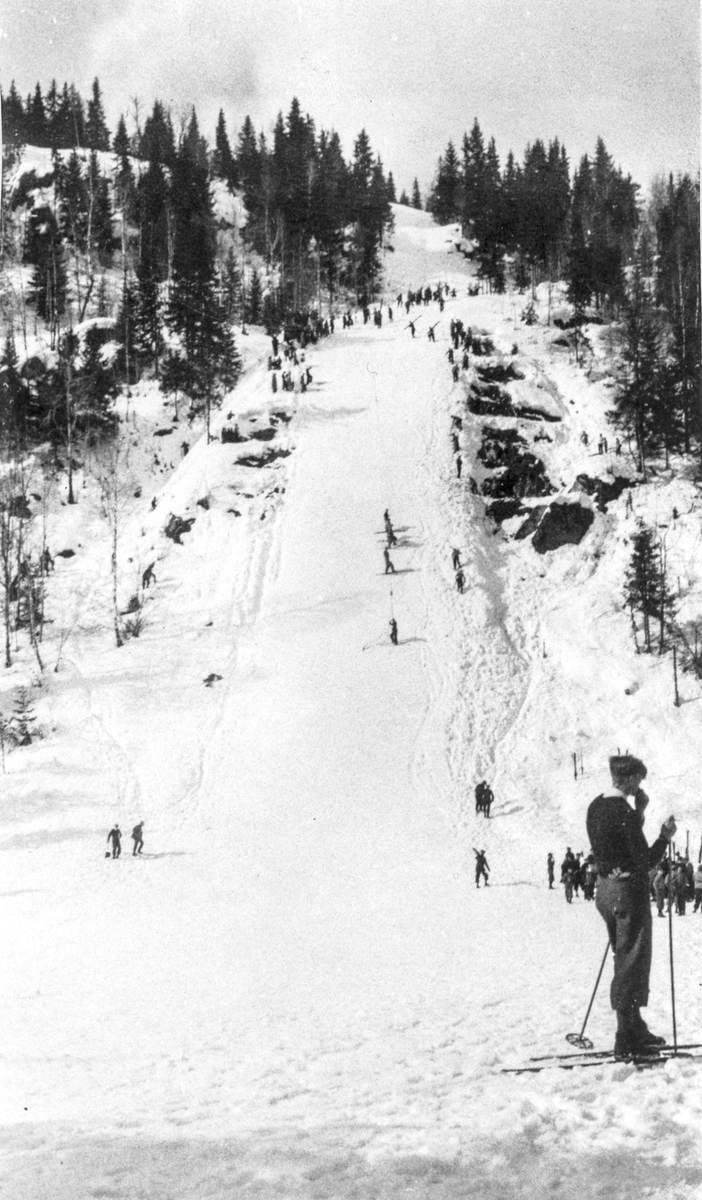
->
[0,2,700,1197]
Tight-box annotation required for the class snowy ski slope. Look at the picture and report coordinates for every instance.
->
[1,205,701,1198]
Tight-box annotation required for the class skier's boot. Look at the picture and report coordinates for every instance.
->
[614,1009,663,1057]
[631,1010,667,1047]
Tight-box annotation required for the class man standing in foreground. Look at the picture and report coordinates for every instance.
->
[586,755,676,1056]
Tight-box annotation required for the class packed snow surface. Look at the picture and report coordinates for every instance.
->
[1,204,702,1198]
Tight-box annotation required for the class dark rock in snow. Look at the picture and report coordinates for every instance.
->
[221,426,246,443]
[470,336,495,356]
[481,452,554,500]
[514,505,549,540]
[237,448,291,468]
[203,673,222,687]
[485,498,528,524]
[164,515,196,544]
[55,548,76,558]
[532,502,594,553]
[468,384,515,417]
[154,428,172,437]
[6,494,33,519]
[478,426,527,468]
[573,474,632,511]
[474,361,525,383]
[249,427,276,442]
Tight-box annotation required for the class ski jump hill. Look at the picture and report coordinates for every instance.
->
[2,203,702,1199]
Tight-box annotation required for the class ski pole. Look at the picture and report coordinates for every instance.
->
[668,841,678,1053]
[566,940,610,1048]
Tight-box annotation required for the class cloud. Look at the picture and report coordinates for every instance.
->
[88,0,260,121]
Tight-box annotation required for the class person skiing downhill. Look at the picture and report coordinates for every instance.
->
[107,826,122,859]
[586,754,676,1056]
[474,848,490,887]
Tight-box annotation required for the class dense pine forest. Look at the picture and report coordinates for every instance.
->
[0,78,700,477]
[428,120,700,471]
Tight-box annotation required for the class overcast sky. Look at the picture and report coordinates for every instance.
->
[1,0,699,196]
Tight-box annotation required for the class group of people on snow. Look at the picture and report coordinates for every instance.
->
[474,780,494,818]
[649,854,702,916]
[107,823,144,858]
[554,837,702,916]
[554,847,597,902]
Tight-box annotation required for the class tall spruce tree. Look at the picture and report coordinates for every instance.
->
[624,522,675,653]
[2,82,25,147]
[213,109,238,187]
[656,174,701,455]
[612,259,666,478]
[25,204,67,340]
[166,112,241,427]
[429,141,461,224]
[310,129,349,310]
[86,78,111,150]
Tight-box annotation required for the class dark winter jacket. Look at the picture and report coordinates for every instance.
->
[586,793,668,881]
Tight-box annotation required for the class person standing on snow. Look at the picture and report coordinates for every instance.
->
[672,860,688,915]
[547,853,555,889]
[586,754,676,1056]
[451,548,461,571]
[383,547,396,575]
[561,846,576,880]
[389,617,398,646]
[693,862,702,912]
[107,825,122,859]
[131,822,144,856]
[474,848,490,887]
[455,569,465,593]
[653,860,668,917]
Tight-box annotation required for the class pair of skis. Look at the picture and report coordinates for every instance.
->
[501,1041,702,1074]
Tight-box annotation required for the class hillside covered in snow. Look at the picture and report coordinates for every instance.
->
[1,202,702,1199]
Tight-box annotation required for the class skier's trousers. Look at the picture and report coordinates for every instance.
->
[595,875,652,1011]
